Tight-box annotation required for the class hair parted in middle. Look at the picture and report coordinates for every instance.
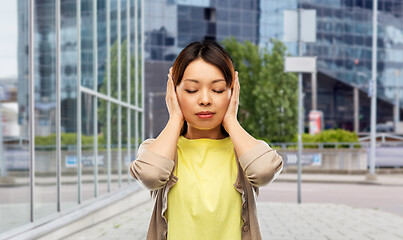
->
[171,40,236,136]
[172,40,235,89]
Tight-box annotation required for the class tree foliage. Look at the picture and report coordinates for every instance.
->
[98,40,142,146]
[221,37,298,142]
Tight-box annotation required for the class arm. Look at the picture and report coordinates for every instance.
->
[129,117,182,191]
[130,68,184,190]
[130,145,172,191]
[222,71,283,187]
[225,119,283,187]
[146,67,184,161]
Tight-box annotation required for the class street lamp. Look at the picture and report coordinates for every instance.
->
[367,0,378,180]
[0,86,5,177]
[394,70,401,132]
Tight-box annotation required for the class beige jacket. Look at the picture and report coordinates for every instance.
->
[130,138,283,240]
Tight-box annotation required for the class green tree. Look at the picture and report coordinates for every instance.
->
[98,40,142,145]
[221,37,298,142]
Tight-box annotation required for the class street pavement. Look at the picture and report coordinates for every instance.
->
[63,171,403,240]
[275,172,403,186]
[63,191,403,240]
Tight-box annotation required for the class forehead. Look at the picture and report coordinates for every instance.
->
[181,59,225,84]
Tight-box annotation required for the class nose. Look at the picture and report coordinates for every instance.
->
[198,89,211,106]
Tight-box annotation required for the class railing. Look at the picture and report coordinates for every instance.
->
[270,134,403,150]
[358,133,403,142]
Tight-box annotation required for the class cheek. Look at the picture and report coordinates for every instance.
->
[217,95,231,112]
[177,95,192,113]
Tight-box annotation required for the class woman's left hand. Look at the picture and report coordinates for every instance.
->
[222,71,240,132]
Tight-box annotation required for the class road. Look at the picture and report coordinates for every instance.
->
[258,181,403,217]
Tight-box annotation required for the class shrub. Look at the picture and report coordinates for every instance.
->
[291,129,360,148]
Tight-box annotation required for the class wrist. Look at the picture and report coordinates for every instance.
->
[223,118,239,133]
[168,116,184,132]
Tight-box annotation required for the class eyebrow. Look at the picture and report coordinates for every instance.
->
[184,79,226,84]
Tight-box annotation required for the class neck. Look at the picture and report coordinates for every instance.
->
[184,124,227,140]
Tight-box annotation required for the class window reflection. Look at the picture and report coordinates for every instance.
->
[0,0,143,234]
[34,0,57,220]
[61,0,78,211]
[0,0,30,231]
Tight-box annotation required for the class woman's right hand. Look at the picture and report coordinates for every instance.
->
[144,67,184,161]
[166,67,184,125]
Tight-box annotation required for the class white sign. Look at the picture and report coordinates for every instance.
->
[286,153,322,166]
[65,155,105,168]
[284,9,317,43]
[284,56,317,73]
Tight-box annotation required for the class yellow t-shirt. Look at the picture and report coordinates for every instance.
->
[165,135,243,240]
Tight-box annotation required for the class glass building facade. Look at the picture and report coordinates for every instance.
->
[143,0,403,136]
[0,0,144,236]
[1,0,403,236]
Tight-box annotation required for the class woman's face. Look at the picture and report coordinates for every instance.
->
[176,58,232,131]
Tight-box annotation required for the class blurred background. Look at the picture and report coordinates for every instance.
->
[0,0,402,239]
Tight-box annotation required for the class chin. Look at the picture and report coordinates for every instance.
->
[188,122,223,131]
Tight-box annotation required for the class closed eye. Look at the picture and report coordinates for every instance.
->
[185,90,197,93]
[185,90,225,94]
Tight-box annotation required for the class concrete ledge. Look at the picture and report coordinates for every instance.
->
[6,185,151,240]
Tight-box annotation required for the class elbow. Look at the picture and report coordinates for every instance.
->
[245,153,284,187]
[130,160,172,191]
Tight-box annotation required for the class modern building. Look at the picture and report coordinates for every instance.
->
[0,0,144,237]
[1,0,403,237]
[143,0,403,136]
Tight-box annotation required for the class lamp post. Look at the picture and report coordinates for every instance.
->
[0,87,5,177]
[283,8,316,204]
[367,0,378,180]
[394,70,401,132]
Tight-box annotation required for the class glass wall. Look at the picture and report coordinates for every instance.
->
[0,0,143,236]
[34,0,58,220]
[61,0,79,212]
[0,0,30,232]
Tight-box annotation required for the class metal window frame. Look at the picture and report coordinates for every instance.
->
[56,0,61,212]
[134,0,139,154]
[93,0,99,198]
[81,87,141,111]
[106,0,112,193]
[126,0,131,184]
[117,0,122,188]
[141,0,145,142]
[29,0,35,223]
[77,0,82,205]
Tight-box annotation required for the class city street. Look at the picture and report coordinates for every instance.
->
[258,181,403,217]
[63,181,403,240]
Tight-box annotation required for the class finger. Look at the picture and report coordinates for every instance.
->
[236,72,240,101]
[166,77,170,110]
[167,74,173,97]
[168,73,175,93]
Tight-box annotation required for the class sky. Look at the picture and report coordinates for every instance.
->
[0,1,17,79]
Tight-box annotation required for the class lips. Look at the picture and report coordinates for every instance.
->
[196,111,214,115]
[196,111,215,119]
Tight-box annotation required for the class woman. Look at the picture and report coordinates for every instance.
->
[130,40,283,240]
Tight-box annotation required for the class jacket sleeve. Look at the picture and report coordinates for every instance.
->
[238,140,283,187]
[129,139,175,191]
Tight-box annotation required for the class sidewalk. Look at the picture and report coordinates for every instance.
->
[276,172,403,186]
[63,191,403,240]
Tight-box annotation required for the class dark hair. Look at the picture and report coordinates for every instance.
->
[172,40,235,137]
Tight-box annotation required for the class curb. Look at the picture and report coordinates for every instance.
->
[275,178,403,187]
